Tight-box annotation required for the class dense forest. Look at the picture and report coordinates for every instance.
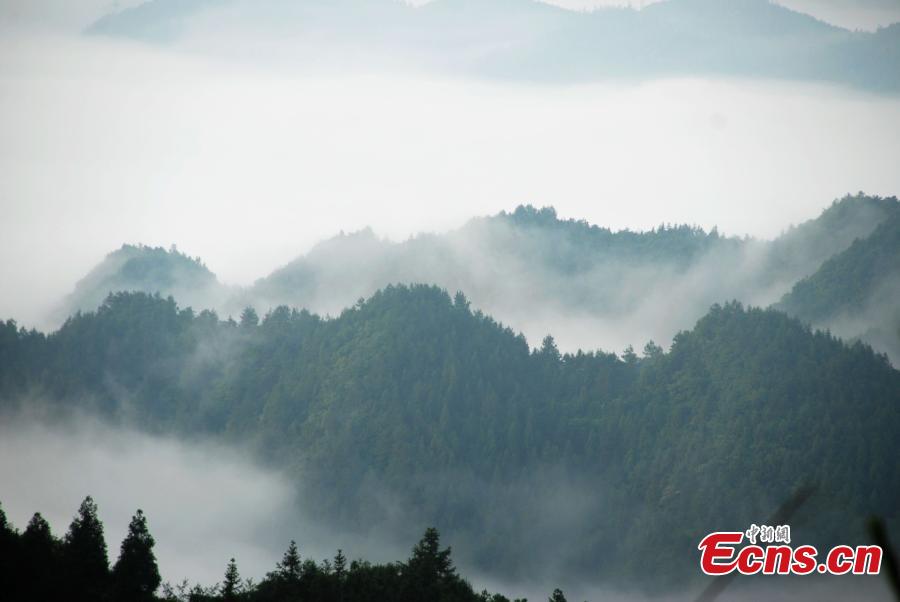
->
[3,283,899,587]
[0,497,549,602]
[58,194,900,359]
[775,210,900,360]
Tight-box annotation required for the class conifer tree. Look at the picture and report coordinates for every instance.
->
[21,513,60,600]
[222,558,241,601]
[403,528,457,601]
[277,540,302,581]
[64,496,110,601]
[333,548,347,580]
[0,502,20,600]
[113,509,161,602]
[240,307,259,328]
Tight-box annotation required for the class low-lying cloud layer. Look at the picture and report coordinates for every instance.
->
[0,409,411,587]
[2,28,900,332]
[0,410,295,584]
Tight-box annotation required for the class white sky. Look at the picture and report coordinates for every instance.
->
[1,4,899,328]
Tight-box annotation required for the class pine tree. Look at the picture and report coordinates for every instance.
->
[333,549,348,602]
[222,558,241,601]
[64,496,110,601]
[333,548,347,579]
[21,512,61,600]
[240,307,259,328]
[112,509,161,602]
[403,528,457,601]
[277,540,302,581]
[0,502,20,601]
[408,528,455,580]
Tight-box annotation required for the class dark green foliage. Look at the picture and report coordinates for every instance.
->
[114,509,162,602]
[57,196,898,368]
[768,193,899,282]
[549,589,567,602]
[19,512,63,601]
[222,558,241,601]
[277,541,302,582]
[4,499,521,602]
[401,528,465,602]
[64,496,111,602]
[63,243,224,319]
[774,204,900,362]
[777,209,900,322]
[2,285,899,587]
[0,502,17,599]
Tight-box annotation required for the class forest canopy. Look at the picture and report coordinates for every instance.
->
[2,284,898,588]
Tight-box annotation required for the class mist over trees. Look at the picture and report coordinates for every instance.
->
[58,194,900,360]
[3,281,899,588]
[775,209,900,360]
[4,196,899,592]
[0,498,539,602]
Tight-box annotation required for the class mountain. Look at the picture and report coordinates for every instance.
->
[244,194,900,353]
[57,195,899,355]
[775,208,900,360]
[3,286,899,588]
[58,244,230,323]
[766,193,899,278]
[85,0,900,90]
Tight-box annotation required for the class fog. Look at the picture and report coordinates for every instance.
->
[3,410,895,601]
[0,409,408,587]
[2,27,900,331]
[1,3,898,600]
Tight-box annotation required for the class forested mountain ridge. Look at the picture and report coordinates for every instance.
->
[58,194,900,356]
[3,285,899,587]
[765,193,900,282]
[774,209,900,361]
[61,244,230,321]
[86,0,900,90]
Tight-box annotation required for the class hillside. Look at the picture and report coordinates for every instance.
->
[59,244,229,322]
[232,194,900,354]
[58,195,899,354]
[775,210,900,361]
[3,286,899,587]
[86,0,900,90]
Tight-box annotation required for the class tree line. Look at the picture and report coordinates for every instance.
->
[0,497,576,602]
[2,285,899,587]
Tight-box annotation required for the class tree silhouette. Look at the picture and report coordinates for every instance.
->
[278,540,302,582]
[549,588,568,602]
[240,307,259,328]
[333,548,347,580]
[113,509,160,602]
[402,527,460,601]
[64,496,110,602]
[222,557,241,601]
[21,513,61,600]
[0,502,20,601]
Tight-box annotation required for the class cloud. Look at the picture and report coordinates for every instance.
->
[0,408,401,586]
[2,29,900,332]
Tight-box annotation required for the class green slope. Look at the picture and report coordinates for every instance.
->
[3,285,898,587]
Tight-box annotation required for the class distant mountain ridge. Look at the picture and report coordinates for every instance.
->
[57,194,900,361]
[60,243,230,325]
[775,208,900,359]
[86,0,900,90]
